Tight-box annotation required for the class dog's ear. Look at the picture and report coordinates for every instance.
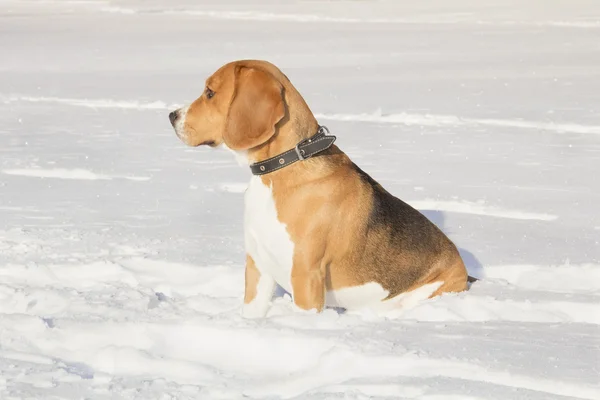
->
[224,65,285,150]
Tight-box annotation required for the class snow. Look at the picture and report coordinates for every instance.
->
[1,0,599,398]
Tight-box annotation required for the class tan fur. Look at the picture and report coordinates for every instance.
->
[243,255,260,304]
[224,66,286,150]
[172,59,469,313]
[428,257,469,298]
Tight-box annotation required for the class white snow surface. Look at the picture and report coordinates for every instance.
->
[1,0,599,398]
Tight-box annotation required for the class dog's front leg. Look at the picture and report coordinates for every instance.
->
[291,261,326,312]
[242,255,275,318]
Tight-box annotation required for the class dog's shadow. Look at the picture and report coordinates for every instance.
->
[273,209,483,307]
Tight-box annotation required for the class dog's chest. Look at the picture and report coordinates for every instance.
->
[244,176,295,293]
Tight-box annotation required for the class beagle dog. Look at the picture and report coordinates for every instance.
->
[169,60,469,318]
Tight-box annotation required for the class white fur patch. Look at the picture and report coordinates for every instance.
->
[362,281,444,317]
[385,281,444,310]
[244,176,295,295]
[222,144,249,166]
[328,281,443,315]
[326,282,389,309]
[173,104,189,140]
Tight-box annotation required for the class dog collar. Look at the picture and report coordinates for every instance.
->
[249,126,336,176]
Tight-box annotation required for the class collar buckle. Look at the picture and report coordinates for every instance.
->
[294,139,309,161]
[294,126,329,161]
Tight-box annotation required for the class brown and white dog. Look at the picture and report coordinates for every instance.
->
[169,60,469,318]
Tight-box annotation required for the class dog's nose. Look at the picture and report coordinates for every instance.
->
[169,110,179,126]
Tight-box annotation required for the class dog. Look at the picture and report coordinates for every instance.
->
[169,60,470,318]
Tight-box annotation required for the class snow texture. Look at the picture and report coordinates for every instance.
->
[1,0,599,399]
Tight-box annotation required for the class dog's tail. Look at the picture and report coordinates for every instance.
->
[467,275,479,283]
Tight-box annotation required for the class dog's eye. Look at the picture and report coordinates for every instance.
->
[205,88,215,99]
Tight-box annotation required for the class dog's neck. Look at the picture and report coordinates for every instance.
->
[224,118,319,167]
[240,82,320,166]
[252,120,318,162]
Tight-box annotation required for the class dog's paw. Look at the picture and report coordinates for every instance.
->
[290,302,319,315]
[241,301,269,319]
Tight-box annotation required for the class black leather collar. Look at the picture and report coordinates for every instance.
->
[250,126,336,175]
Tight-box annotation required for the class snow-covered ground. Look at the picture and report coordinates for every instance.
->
[1,0,599,398]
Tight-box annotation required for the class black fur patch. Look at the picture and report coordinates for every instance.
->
[351,163,446,295]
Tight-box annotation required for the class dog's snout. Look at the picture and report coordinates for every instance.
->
[169,110,179,126]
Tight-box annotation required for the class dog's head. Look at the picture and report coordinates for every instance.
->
[169,60,287,151]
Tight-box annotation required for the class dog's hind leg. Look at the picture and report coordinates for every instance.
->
[428,256,469,298]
